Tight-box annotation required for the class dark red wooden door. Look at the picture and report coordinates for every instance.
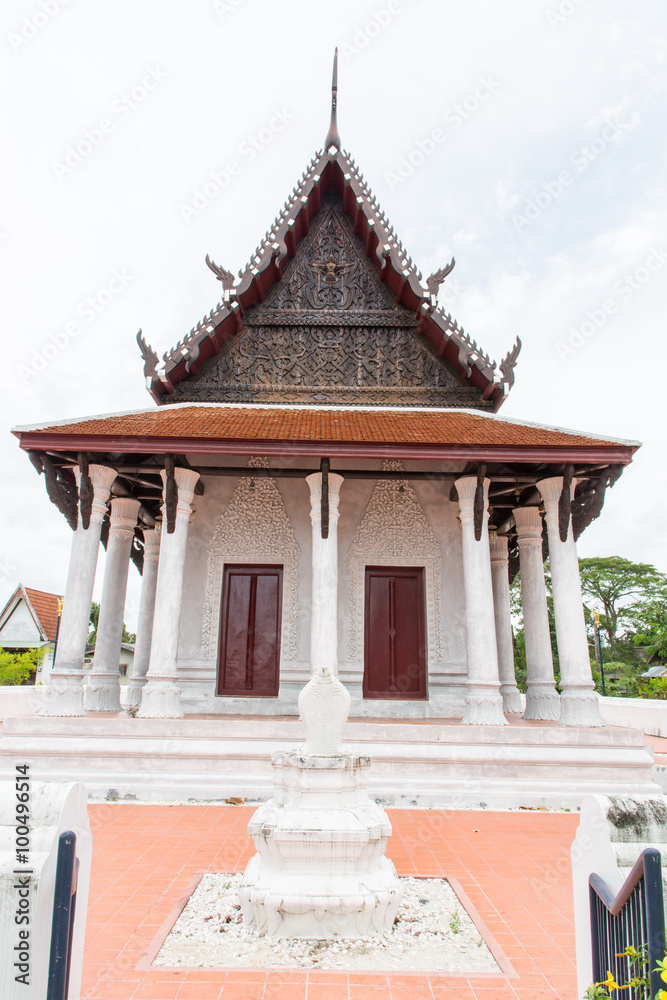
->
[217,564,283,697]
[363,566,427,700]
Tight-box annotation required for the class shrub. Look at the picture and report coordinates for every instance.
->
[0,647,45,686]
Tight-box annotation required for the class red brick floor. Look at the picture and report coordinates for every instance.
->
[644,732,667,763]
[82,805,579,1000]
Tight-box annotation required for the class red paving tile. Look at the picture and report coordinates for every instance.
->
[80,804,579,1000]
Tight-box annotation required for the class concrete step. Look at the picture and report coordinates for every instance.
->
[0,715,660,809]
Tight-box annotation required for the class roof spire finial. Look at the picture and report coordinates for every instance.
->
[324,47,340,153]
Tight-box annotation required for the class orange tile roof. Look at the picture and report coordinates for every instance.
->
[17,405,630,450]
[24,588,62,642]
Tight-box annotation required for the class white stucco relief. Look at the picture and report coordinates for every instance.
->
[348,460,443,665]
[201,457,301,660]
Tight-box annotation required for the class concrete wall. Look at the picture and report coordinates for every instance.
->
[0,685,45,720]
[599,695,667,737]
[177,458,469,714]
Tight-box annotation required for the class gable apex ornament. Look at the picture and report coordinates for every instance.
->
[324,47,341,154]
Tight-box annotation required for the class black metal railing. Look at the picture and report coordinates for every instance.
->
[590,848,665,999]
[47,831,79,1000]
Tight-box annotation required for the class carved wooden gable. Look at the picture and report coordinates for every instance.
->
[174,194,488,407]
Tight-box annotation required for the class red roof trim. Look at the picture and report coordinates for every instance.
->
[16,431,637,465]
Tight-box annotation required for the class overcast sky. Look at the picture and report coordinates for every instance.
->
[1,0,665,629]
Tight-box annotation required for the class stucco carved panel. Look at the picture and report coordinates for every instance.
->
[201,458,301,661]
[348,462,443,666]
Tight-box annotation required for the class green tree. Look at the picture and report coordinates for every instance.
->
[631,593,667,660]
[0,647,45,686]
[578,557,667,647]
[87,601,100,647]
[87,601,136,647]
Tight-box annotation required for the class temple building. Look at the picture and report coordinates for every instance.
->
[12,54,639,731]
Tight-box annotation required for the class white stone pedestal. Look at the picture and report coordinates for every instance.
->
[239,668,402,938]
[239,752,401,937]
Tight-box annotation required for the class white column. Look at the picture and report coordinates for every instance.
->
[306,472,344,676]
[40,464,117,717]
[139,468,200,719]
[84,498,140,712]
[513,506,560,721]
[455,476,508,725]
[125,525,161,709]
[537,476,605,727]
[489,533,522,714]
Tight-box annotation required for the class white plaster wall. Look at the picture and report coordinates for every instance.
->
[176,459,469,713]
[0,602,41,643]
[599,695,667,737]
[0,685,46,720]
[34,645,54,682]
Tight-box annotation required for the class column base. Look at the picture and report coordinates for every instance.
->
[138,678,184,719]
[461,687,508,725]
[84,673,122,712]
[558,687,605,727]
[523,683,560,721]
[500,684,523,714]
[125,677,147,709]
[38,672,85,717]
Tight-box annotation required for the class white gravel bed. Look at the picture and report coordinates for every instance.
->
[155,873,499,972]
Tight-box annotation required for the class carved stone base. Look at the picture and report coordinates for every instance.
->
[559,688,605,727]
[240,852,401,938]
[461,688,508,726]
[500,684,523,714]
[39,672,85,717]
[523,683,561,721]
[138,678,184,719]
[124,678,147,709]
[239,751,401,938]
[84,673,122,712]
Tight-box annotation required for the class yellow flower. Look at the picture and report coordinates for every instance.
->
[600,971,628,993]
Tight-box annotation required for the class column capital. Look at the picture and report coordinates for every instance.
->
[455,476,490,532]
[513,506,545,548]
[489,532,509,569]
[160,467,200,518]
[142,524,161,562]
[108,497,141,537]
[75,463,117,526]
[537,475,578,509]
[306,472,344,525]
